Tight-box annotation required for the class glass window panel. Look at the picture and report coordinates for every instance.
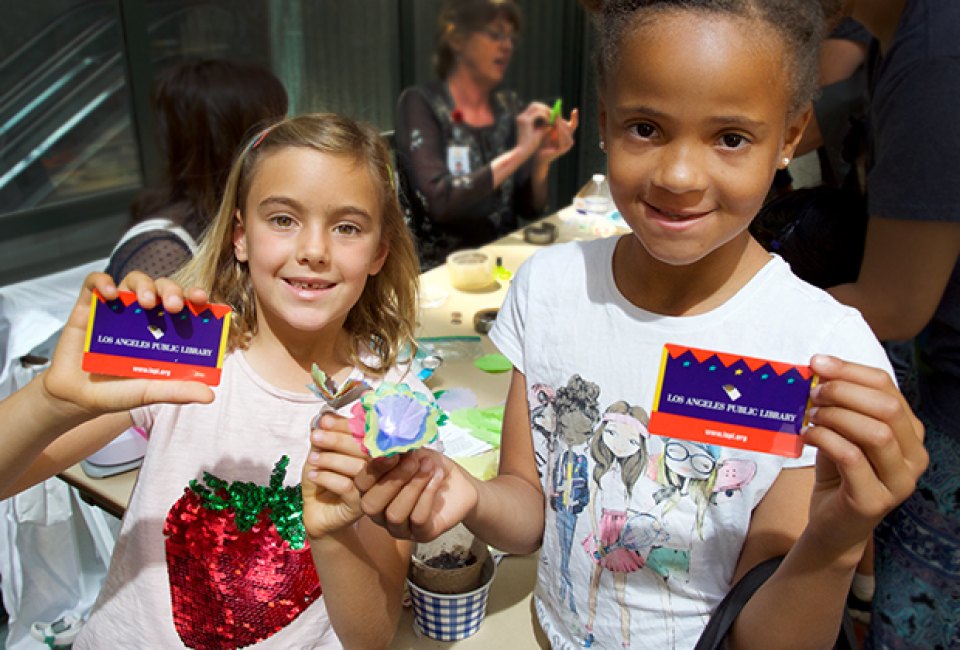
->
[0,1,141,213]
[145,0,272,67]
[293,1,401,130]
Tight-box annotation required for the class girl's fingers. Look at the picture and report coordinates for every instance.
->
[408,470,446,539]
[381,461,439,530]
[354,453,407,493]
[138,379,215,407]
[84,272,119,300]
[359,454,424,518]
[810,354,916,426]
[808,400,922,489]
[304,445,368,479]
[522,101,550,116]
[117,271,160,308]
[117,270,150,291]
[804,415,913,514]
[380,470,446,542]
[154,277,188,312]
[358,452,444,540]
[306,469,360,499]
[317,412,353,434]
[804,354,929,519]
[310,427,367,459]
[810,374,926,467]
[810,354,889,386]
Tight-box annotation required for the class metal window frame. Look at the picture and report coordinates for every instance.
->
[0,0,159,244]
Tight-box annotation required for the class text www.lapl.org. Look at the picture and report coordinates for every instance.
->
[133,366,171,377]
[705,429,747,443]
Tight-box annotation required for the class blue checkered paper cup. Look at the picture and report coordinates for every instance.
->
[407,555,497,641]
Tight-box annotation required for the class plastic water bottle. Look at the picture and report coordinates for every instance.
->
[584,173,612,216]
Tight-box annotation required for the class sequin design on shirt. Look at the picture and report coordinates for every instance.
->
[164,456,321,649]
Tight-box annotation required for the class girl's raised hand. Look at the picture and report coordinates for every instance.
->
[802,354,928,559]
[354,448,478,542]
[301,412,371,539]
[41,272,214,419]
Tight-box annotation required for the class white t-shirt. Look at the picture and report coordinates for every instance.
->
[489,237,892,650]
[75,350,424,649]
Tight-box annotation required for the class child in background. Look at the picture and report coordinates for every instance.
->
[318,1,928,648]
[0,113,423,649]
[107,59,288,280]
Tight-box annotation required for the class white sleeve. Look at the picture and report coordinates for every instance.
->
[783,310,895,469]
[814,311,895,381]
[488,255,533,374]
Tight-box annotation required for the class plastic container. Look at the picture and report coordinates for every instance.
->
[585,173,612,216]
[447,250,494,290]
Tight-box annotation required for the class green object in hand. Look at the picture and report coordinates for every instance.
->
[549,98,563,125]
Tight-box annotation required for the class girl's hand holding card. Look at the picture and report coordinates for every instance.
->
[802,354,927,557]
[43,272,214,421]
[82,271,231,386]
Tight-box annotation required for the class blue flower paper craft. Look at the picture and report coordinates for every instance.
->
[348,383,445,457]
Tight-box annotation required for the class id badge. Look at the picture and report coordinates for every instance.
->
[447,145,471,176]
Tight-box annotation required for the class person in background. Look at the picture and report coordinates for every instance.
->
[0,113,423,649]
[394,0,578,270]
[795,17,872,189]
[825,1,960,647]
[106,59,288,280]
[315,1,927,648]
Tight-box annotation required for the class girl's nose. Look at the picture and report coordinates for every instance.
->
[297,226,329,265]
[654,144,705,195]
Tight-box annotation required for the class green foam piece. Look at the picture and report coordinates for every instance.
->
[549,98,563,125]
[449,406,505,447]
[474,353,512,373]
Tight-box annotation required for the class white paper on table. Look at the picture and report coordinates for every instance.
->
[438,422,494,457]
[436,387,478,412]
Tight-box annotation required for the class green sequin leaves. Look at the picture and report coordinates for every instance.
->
[188,455,306,549]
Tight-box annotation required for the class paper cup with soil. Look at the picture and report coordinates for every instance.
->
[407,524,497,640]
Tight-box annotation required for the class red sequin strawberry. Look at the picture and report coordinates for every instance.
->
[164,456,322,649]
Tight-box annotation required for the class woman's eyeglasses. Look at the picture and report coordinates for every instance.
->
[482,28,519,46]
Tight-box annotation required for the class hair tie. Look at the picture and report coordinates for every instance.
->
[386,161,396,192]
[246,126,273,152]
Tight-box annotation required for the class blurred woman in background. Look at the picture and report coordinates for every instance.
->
[395,0,578,269]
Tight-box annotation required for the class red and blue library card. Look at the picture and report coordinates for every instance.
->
[82,290,231,386]
[648,344,817,458]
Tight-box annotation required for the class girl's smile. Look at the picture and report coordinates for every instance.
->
[642,200,714,230]
[285,277,336,295]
